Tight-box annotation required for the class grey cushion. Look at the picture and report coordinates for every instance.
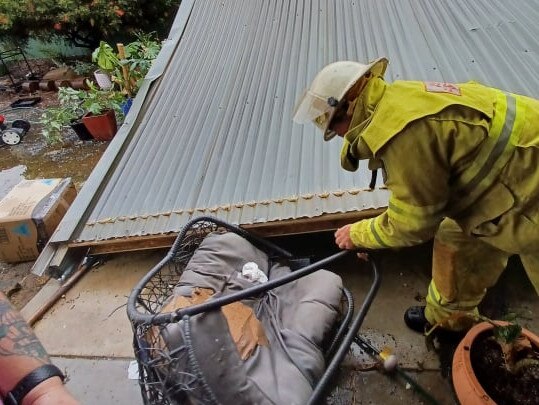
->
[162,232,343,405]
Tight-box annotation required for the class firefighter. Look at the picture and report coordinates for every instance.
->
[293,58,539,333]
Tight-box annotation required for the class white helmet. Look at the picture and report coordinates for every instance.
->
[293,58,388,140]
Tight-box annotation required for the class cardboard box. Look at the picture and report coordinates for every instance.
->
[0,179,77,263]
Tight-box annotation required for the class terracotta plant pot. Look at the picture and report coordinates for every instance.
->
[55,80,71,89]
[39,80,55,91]
[82,109,117,141]
[70,78,90,90]
[22,81,39,93]
[452,321,539,404]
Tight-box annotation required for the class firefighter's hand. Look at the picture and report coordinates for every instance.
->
[335,224,356,250]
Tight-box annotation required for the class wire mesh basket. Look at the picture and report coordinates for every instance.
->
[127,216,380,404]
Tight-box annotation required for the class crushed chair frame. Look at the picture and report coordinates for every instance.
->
[127,216,381,404]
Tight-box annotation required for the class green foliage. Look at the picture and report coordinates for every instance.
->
[39,87,82,143]
[92,42,118,71]
[40,106,76,143]
[70,60,95,76]
[36,45,71,66]
[58,86,85,111]
[80,81,125,116]
[92,32,162,96]
[471,313,524,345]
[0,0,179,48]
[493,323,523,344]
[40,31,160,143]
[39,84,124,143]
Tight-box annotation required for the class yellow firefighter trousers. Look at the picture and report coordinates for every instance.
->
[425,218,538,331]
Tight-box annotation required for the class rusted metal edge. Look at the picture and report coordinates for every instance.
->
[69,209,386,255]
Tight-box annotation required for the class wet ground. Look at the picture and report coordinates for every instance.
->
[23,232,539,404]
[0,89,109,308]
[0,87,109,192]
[0,122,108,195]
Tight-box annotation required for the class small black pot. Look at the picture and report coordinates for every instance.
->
[70,120,93,141]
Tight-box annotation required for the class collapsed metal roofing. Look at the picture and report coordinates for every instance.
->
[34,0,539,272]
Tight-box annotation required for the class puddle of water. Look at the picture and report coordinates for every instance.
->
[0,127,109,194]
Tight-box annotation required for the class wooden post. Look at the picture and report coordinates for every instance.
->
[116,43,131,97]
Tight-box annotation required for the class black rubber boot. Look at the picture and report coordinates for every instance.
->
[404,305,431,333]
[404,305,467,343]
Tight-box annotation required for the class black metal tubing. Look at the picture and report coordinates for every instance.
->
[128,216,317,325]
[307,255,382,405]
[130,248,351,325]
[325,287,354,361]
[128,215,381,405]
[0,48,34,87]
[169,250,350,321]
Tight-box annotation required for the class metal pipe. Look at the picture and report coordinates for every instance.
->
[308,255,382,405]
[28,256,99,326]
[353,335,440,405]
[166,250,350,323]
[325,287,355,361]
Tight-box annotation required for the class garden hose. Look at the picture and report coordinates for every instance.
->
[353,335,440,405]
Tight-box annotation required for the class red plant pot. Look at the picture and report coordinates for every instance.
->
[82,109,117,141]
[452,321,539,405]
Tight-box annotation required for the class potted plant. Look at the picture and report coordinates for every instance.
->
[91,32,162,111]
[79,81,125,141]
[40,84,124,142]
[69,114,93,141]
[39,87,92,143]
[91,41,117,90]
[452,318,539,404]
[58,87,94,141]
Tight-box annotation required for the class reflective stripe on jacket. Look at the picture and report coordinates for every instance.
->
[348,81,539,258]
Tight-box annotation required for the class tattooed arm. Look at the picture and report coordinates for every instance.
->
[0,292,78,405]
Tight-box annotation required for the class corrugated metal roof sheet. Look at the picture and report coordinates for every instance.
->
[56,0,539,244]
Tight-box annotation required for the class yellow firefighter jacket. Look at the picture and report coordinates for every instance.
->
[342,79,539,291]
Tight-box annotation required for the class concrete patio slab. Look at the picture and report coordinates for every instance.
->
[24,231,539,404]
[329,367,457,405]
[331,244,440,370]
[52,356,142,405]
[33,250,164,358]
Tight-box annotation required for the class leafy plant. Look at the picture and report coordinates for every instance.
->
[40,106,78,143]
[79,81,125,116]
[493,323,523,344]
[39,84,124,143]
[480,318,539,374]
[429,311,539,374]
[71,60,95,76]
[39,87,83,143]
[58,86,85,108]
[0,0,178,49]
[91,32,162,96]
[92,42,119,71]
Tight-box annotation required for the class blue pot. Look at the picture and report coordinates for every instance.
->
[121,98,133,116]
